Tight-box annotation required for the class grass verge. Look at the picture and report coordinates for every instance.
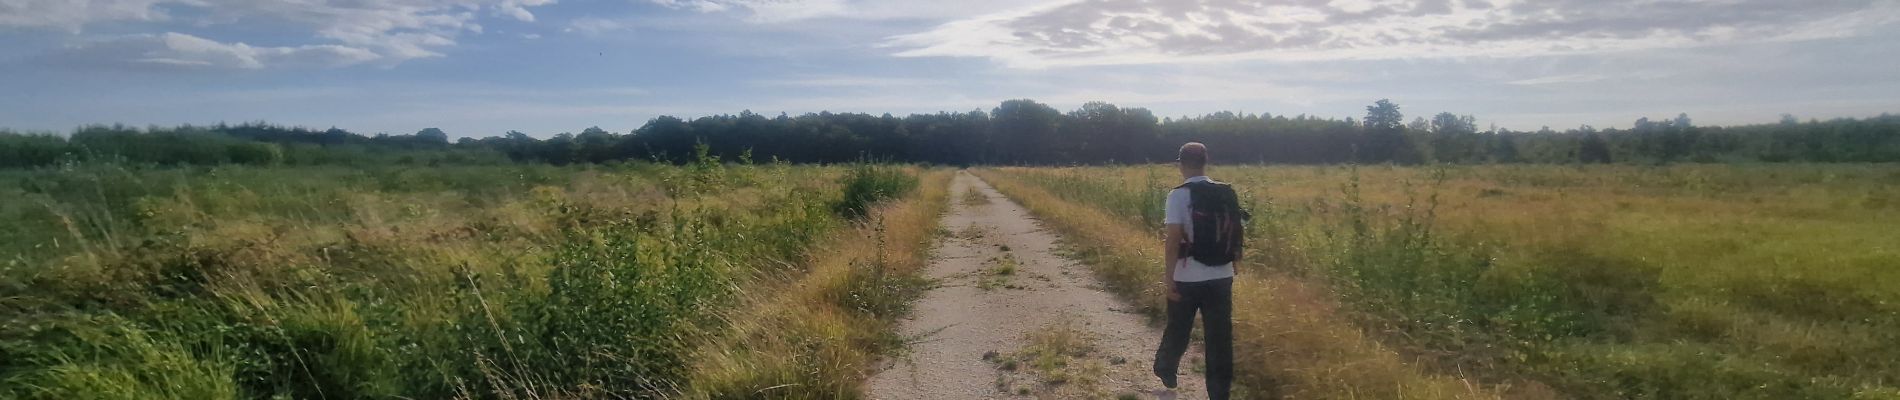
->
[681,168,951,399]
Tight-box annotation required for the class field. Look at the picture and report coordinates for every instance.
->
[977,164,1900,399]
[5,159,1896,399]
[0,159,948,399]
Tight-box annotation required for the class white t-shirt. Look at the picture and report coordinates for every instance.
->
[1165,176,1236,282]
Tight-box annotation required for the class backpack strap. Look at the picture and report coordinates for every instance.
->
[1172,182,1198,258]
[1177,180,1227,189]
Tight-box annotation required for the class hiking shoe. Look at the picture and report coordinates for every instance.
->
[1152,388,1179,400]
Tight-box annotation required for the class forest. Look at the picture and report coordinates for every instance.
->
[4,99,1898,168]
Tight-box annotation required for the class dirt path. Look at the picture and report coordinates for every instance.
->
[867,171,1208,399]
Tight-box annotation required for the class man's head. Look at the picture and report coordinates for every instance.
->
[1177,142,1208,177]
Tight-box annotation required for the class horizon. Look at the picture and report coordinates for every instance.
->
[10,101,1897,140]
[4,0,1899,138]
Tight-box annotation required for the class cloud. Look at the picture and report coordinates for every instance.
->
[649,0,733,13]
[642,0,1030,23]
[1,0,561,67]
[887,0,1900,68]
[1505,74,1606,86]
[565,17,629,34]
[499,0,556,22]
[646,0,849,22]
[56,32,381,69]
[0,0,169,31]
[177,85,650,112]
[752,76,946,88]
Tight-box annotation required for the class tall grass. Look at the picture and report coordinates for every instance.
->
[976,168,1496,399]
[832,162,921,219]
[682,166,949,399]
[981,164,1900,399]
[0,159,934,398]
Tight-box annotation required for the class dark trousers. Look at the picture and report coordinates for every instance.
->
[1155,277,1234,400]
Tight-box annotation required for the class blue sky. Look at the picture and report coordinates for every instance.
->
[2,0,1899,138]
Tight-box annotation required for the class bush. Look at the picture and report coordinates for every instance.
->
[225,143,282,166]
[0,132,75,168]
[832,163,917,219]
[539,216,734,390]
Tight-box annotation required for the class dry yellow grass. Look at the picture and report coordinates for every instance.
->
[979,164,1900,399]
[683,168,952,399]
[2,164,893,399]
[974,168,1501,400]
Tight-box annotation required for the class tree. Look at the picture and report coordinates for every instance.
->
[1358,99,1414,163]
[990,99,1062,164]
[1430,112,1474,134]
[576,126,619,163]
[14,99,1899,168]
[415,128,449,145]
[1579,132,1613,163]
[1364,99,1404,130]
[499,130,538,161]
[1062,101,1158,163]
[1489,133,1520,163]
[1428,112,1481,163]
[634,116,693,162]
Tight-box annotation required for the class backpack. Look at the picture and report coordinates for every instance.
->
[1176,180,1248,266]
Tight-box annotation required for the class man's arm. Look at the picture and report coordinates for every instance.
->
[1163,223,1184,302]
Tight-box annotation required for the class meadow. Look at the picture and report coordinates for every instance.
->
[6,154,1896,400]
[0,156,947,399]
[977,164,1900,399]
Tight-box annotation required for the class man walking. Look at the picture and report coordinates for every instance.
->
[1155,142,1242,400]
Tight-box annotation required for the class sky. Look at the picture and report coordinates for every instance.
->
[2,0,1899,138]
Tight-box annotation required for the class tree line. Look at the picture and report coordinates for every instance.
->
[4,99,1898,168]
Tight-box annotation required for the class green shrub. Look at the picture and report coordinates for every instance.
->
[832,163,917,219]
[0,132,75,168]
[224,143,282,166]
[533,216,733,393]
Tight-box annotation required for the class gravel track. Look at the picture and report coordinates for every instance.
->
[867,171,1209,399]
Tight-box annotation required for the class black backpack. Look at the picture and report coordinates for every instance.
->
[1177,180,1248,266]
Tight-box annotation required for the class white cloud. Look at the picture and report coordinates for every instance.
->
[565,17,628,34]
[501,7,536,22]
[0,0,169,31]
[886,0,1900,68]
[2,0,561,68]
[643,0,1030,23]
[59,32,381,69]
[499,0,555,22]
[753,76,945,88]
[649,0,732,13]
[187,84,649,107]
[1505,74,1606,86]
[647,0,847,22]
